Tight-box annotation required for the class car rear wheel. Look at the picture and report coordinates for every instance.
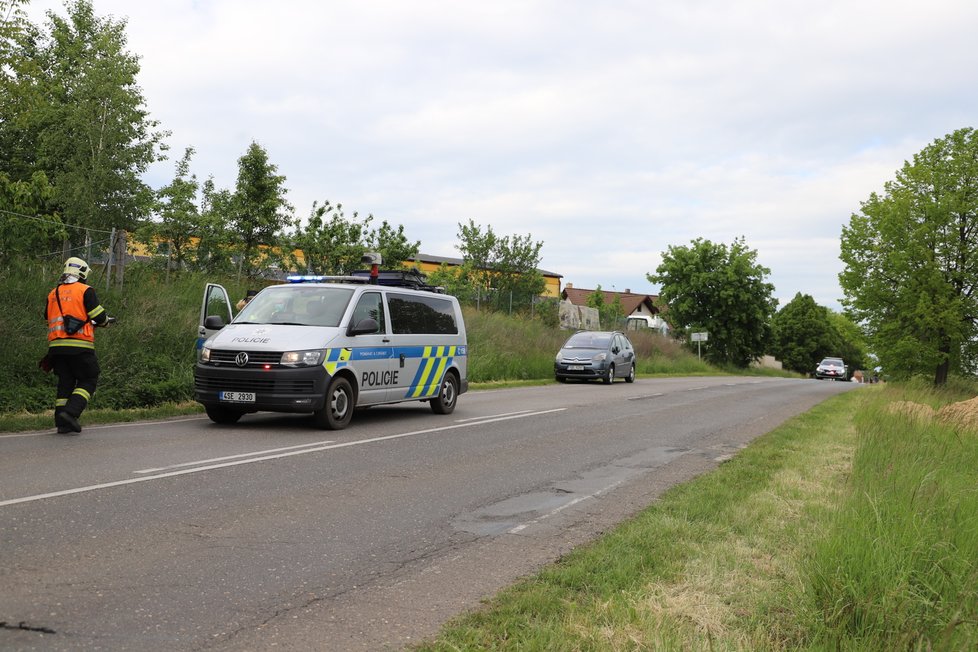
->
[430,372,458,414]
[625,364,636,383]
[313,376,354,430]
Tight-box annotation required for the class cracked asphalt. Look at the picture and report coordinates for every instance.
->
[0,377,855,650]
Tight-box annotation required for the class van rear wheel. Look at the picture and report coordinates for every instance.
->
[430,372,459,415]
[314,376,354,430]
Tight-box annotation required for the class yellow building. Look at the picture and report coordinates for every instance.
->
[130,237,562,298]
[404,253,562,298]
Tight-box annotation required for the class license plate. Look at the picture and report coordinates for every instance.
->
[220,391,255,402]
[568,365,585,371]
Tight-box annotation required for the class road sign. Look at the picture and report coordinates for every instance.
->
[691,331,708,360]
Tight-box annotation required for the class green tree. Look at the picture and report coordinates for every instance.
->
[288,201,370,275]
[648,237,776,367]
[826,310,868,372]
[191,176,235,274]
[455,219,545,313]
[230,141,293,279]
[586,285,625,329]
[367,219,420,269]
[1,0,63,257]
[839,127,978,385]
[1,0,43,183]
[136,147,200,274]
[770,293,837,374]
[26,0,166,231]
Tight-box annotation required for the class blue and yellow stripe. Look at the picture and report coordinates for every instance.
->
[407,345,457,398]
[323,348,353,375]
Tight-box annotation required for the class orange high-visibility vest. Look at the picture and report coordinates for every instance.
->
[47,282,96,349]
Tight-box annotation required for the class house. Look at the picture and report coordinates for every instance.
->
[560,284,669,333]
[405,253,563,298]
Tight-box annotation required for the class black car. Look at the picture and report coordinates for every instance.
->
[554,330,636,384]
[814,357,848,381]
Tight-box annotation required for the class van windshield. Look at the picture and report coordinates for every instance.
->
[234,286,355,327]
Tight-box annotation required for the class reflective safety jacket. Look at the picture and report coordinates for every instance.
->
[46,282,105,350]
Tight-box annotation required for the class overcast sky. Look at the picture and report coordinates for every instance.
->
[20,0,978,309]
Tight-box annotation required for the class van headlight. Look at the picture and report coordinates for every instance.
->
[280,350,326,367]
[201,346,212,362]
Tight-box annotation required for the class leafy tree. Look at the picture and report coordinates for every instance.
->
[826,310,868,372]
[840,127,978,385]
[288,201,370,275]
[191,176,236,274]
[19,0,166,231]
[229,141,293,278]
[586,285,625,329]
[427,262,478,299]
[0,170,59,260]
[771,293,838,374]
[136,147,200,274]
[455,219,545,313]
[648,237,776,367]
[367,219,420,269]
[586,286,605,312]
[0,0,43,182]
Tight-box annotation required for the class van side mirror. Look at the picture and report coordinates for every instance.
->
[348,317,379,336]
[204,315,225,330]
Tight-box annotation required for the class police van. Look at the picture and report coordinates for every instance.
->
[194,263,467,429]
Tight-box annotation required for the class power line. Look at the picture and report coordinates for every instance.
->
[0,208,116,235]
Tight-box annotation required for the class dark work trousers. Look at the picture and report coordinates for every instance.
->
[51,350,100,422]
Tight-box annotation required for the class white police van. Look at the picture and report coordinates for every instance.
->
[194,263,467,429]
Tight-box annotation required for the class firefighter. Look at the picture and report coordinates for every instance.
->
[43,257,112,434]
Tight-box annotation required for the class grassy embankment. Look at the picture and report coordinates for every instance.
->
[414,379,978,651]
[0,265,744,432]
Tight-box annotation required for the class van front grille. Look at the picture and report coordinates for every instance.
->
[194,377,316,394]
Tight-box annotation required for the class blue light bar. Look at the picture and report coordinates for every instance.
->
[286,275,328,283]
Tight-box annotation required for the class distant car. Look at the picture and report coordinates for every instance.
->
[814,357,848,381]
[555,330,636,384]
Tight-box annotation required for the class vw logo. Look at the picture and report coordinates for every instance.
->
[235,351,249,367]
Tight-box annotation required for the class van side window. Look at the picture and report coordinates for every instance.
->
[351,291,385,333]
[388,293,458,335]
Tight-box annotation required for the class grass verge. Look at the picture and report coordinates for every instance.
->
[414,383,978,651]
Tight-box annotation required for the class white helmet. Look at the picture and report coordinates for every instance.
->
[62,257,89,281]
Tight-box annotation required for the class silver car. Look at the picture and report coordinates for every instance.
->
[554,330,636,384]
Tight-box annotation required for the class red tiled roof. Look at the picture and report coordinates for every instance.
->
[560,287,662,315]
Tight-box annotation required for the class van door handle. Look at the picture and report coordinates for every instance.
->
[399,353,405,368]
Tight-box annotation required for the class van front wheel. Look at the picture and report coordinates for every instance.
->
[314,376,354,430]
[430,372,459,415]
[205,405,243,424]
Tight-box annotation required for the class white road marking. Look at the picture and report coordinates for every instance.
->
[134,440,337,473]
[508,479,625,534]
[454,410,533,423]
[0,408,566,508]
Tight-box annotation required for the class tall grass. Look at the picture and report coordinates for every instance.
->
[804,384,978,649]
[416,382,978,651]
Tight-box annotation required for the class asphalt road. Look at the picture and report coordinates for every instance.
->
[0,376,856,651]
